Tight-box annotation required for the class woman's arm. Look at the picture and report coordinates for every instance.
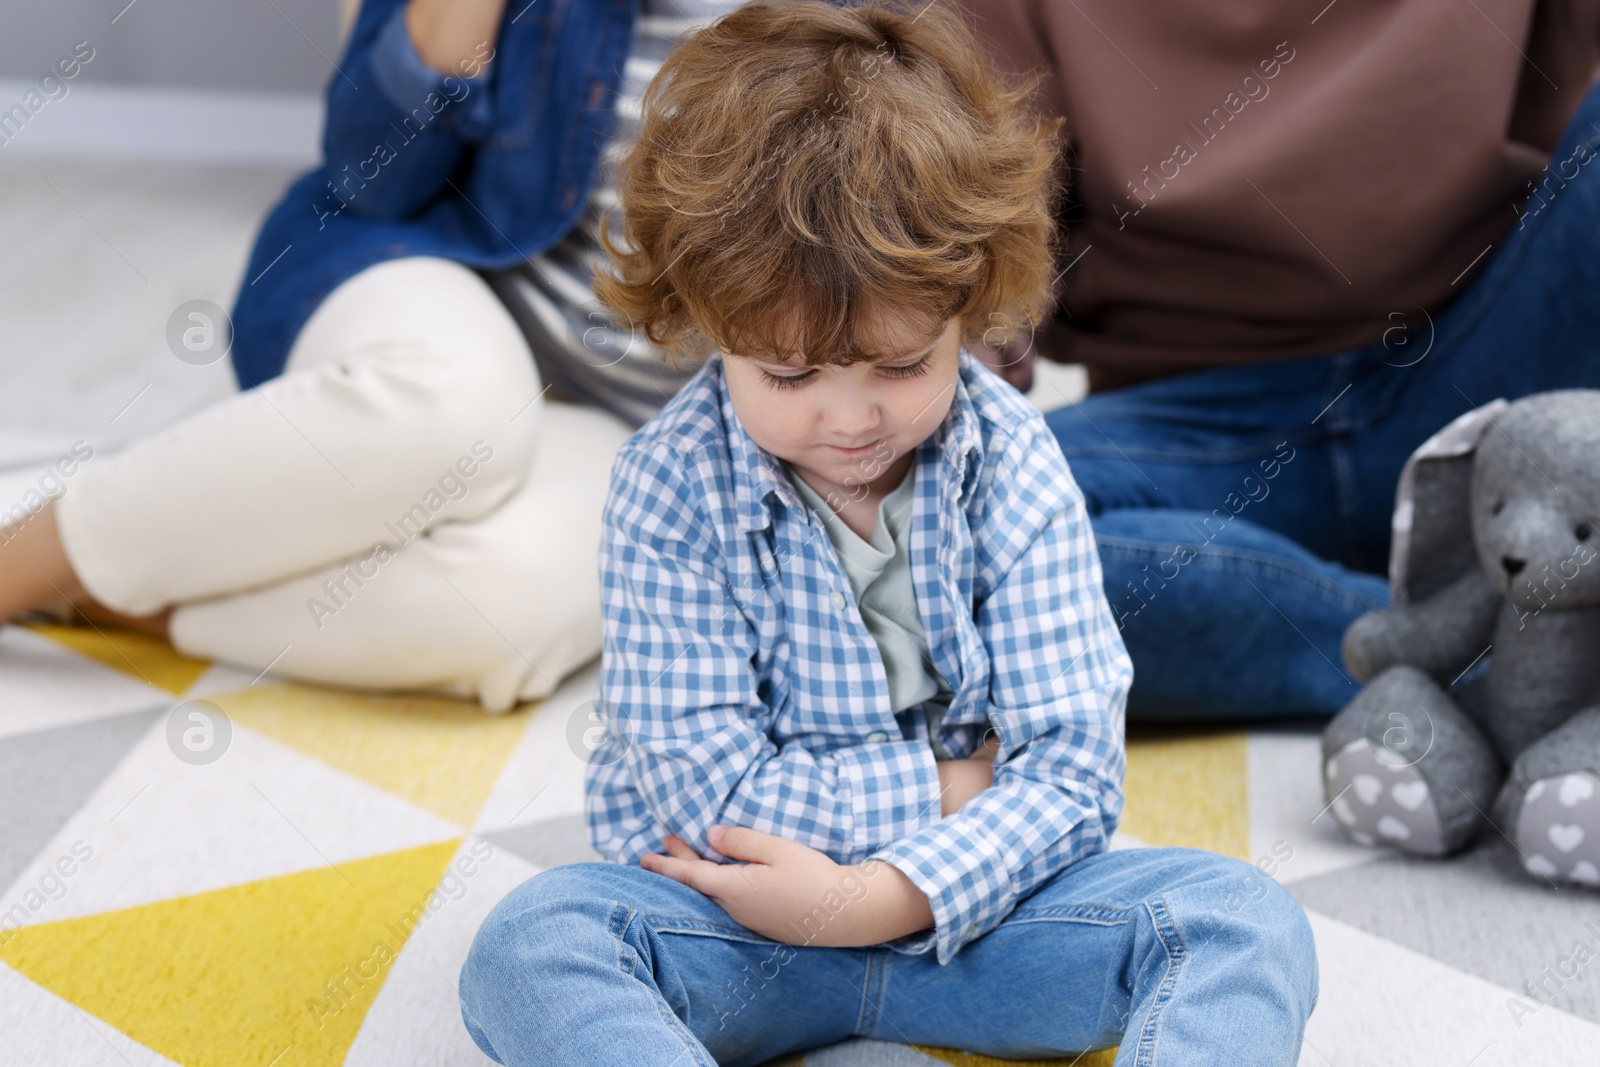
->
[319,0,501,221]
[404,0,507,75]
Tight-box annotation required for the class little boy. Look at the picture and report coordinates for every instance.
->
[459,3,1317,1064]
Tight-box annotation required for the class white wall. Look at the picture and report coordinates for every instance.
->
[0,0,360,164]
[0,0,349,92]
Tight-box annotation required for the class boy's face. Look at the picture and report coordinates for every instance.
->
[723,312,963,502]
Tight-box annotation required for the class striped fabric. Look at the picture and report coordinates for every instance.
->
[585,347,1134,965]
[480,0,750,429]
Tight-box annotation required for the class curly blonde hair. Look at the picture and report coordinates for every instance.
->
[593,0,1064,369]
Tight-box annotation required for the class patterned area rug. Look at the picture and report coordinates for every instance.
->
[2,620,1598,1067]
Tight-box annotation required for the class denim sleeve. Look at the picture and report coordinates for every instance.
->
[598,443,946,865]
[320,0,495,220]
[867,417,1133,966]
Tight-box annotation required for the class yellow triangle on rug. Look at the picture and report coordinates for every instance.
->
[206,683,534,828]
[0,839,462,1067]
[28,622,211,696]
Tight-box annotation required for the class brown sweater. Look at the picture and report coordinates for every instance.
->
[957,0,1600,391]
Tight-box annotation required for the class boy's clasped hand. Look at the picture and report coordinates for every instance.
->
[640,825,935,947]
[639,732,1003,947]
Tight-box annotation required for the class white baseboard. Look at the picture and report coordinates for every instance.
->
[0,81,322,168]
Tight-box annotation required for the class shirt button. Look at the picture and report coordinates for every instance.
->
[830,590,847,610]
[865,730,889,743]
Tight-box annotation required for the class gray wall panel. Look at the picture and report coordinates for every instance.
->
[0,0,345,93]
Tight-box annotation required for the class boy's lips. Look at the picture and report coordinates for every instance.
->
[829,437,883,455]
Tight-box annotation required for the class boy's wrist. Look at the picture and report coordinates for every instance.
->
[847,857,935,944]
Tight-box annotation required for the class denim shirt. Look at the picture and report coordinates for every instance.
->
[228,0,639,389]
[587,348,1133,965]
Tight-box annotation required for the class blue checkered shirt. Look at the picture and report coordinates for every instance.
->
[585,347,1132,965]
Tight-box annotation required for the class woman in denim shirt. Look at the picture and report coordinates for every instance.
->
[0,0,744,711]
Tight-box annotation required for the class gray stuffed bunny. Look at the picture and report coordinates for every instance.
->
[1321,389,1600,888]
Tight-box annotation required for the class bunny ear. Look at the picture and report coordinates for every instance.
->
[1389,399,1508,607]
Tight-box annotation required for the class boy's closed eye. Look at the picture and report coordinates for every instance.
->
[757,351,936,391]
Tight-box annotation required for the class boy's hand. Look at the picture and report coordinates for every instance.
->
[640,826,933,946]
[935,729,1002,816]
[936,758,993,816]
[974,731,1002,763]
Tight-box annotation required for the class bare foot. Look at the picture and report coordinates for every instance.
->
[71,599,173,641]
[0,500,87,616]
[0,500,170,640]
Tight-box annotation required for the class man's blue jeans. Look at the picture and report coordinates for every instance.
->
[458,846,1317,1066]
[1044,82,1600,722]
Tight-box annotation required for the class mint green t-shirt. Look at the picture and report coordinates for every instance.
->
[783,460,956,760]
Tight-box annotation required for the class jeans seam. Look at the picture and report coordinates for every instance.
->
[1001,913,1130,927]
[649,917,780,944]
[854,948,880,1037]
[1093,535,1389,613]
[1132,895,1187,1067]
[1326,424,1362,568]
[612,904,719,1067]
[1003,900,1132,924]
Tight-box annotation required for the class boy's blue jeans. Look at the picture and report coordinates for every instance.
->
[458,846,1317,1066]
[1045,80,1600,722]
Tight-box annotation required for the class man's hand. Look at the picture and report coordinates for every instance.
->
[969,332,1037,394]
[639,825,933,946]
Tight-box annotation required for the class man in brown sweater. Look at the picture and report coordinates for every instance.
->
[960,0,1600,720]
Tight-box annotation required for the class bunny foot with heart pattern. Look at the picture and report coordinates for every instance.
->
[1324,737,1449,855]
[1513,772,1600,886]
[1489,707,1600,889]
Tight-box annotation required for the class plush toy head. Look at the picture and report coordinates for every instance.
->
[1389,389,1600,612]
[1468,391,1600,612]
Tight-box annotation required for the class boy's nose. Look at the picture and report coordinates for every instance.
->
[824,417,885,446]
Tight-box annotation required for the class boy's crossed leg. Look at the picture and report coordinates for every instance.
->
[870,846,1317,1067]
[458,848,1317,1067]
[458,859,870,1067]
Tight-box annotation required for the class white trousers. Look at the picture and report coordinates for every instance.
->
[55,256,636,712]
